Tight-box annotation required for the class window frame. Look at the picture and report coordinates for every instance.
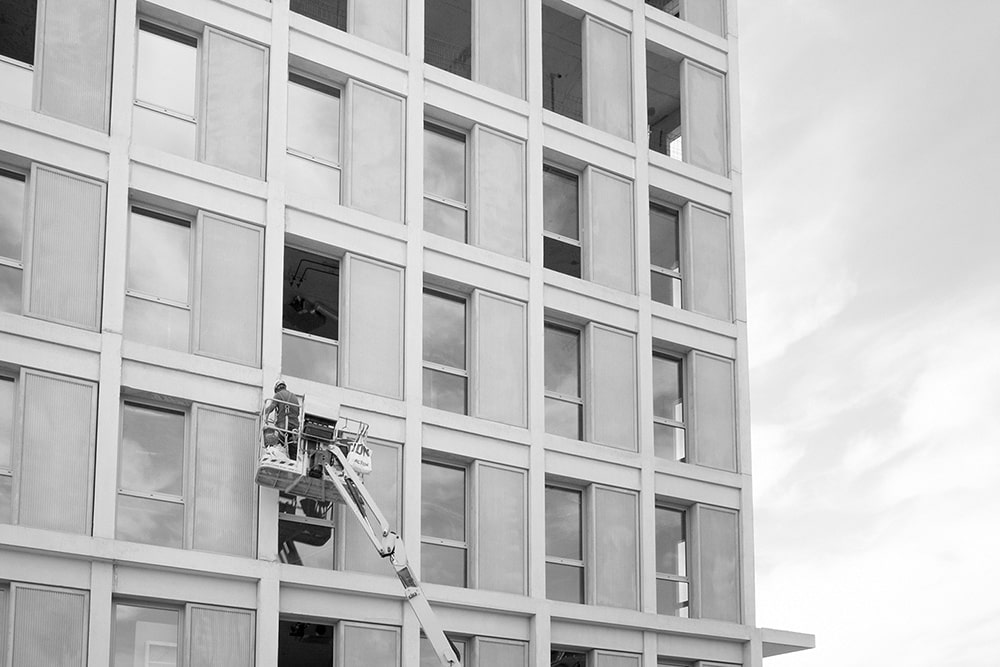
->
[543,321,584,440]
[423,121,471,243]
[649,202,683,307]
[655,502,691,617]
[115,398,191,549]
[422,286,470,415]
[544,482,586,603]
[419,458,470,587]
[652,350,686,461]
[542,163,583,277]
[125,205,194,316]
[132,19,200,144]
[0,166,28,314]
[280,242,342,386]
[286,70,344,181]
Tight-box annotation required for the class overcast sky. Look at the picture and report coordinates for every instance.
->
[739,2,1000,665]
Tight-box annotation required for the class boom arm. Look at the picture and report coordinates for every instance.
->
[322,447,462,667]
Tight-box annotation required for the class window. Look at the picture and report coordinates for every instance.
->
[420,459,527,593]
[542,4,631,139]
[124,205,263,367]
[114,601,254,667]
[650,204,682,306]
[543,165,581,278]
[282,246,340,385]
[133,21,199,160]
[551,650,587,667]
[545,485,584,603]
[2,583,88,666]
[423,123,469,243]
[0,1,36,66]
[279,617,399,667]
[424,0,524,97]
[116,398,257,557]
[646,0,726,36]
[652,353,685,460]
[647,47,728,175]
[133,20,269,178]
[287,73,342,202]
[421,636,527,667]
[0,168,26,314]
[421,461,467,586]
[0,369,96,533]
[544,324,582,439]
[279,440,401,575]
[655,505,690,616]
[290,0,405,52]
[422,289,468,414]
[697,506,741,622]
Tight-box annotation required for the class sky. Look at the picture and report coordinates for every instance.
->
[739,2,1000,665]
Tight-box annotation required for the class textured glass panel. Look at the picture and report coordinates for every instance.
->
[0,474,11,523]
[116,494,183,548]
[423,291,466,369]
[477,465,526,593]
[594,487,639,609]
[342,624,398,667]
[686,0,725,35]
[282,332,338,385]
[475,128,525,257]
[120,403,184,495]
[0,172,25,260]
[278,619,334,666]
[652,355,683,420]
[692,354,736,471]
[655,506,686,574]
[128,212,189,303]
[19,373,94,533]
[474,294,527,427]
[688,206,731,320]
[343,441,400,574]
[543,168,579,238]
[188,607,254,667]
[699,507,740,622]
[423,367,467,414]
[0,264,21,313]
[543,236,581,278]
[478,639,526,667]
[136,27,197,115]
[424,126,466,202]
[423,199,467,242]
[287,79,340,162]
[287,154,342,201]
[113,605,179,667]
[650,206,680,270]
[124,296,190,352]
[342,256,403,398]
[477,0,524,97]
[278,519,334,569]
[654,423,686,461]
[541,6,582,121]
[192,407,257,556]
[132,106,197,160]
[585,18,631,139]
[546,562,583,603]
[425,0,472,78]
[346,83,404,222]
[588,169,634,292]
[590,326,638,450]
[685,63,727,175]
[290,0,347,30]
[0,378,12,467]
[545,486,581,559]
[0,60,33,108]
[656,578,689,616]
[0,1,36,64]
[354,0,405,51]
[651,272,681,307]
[544,326,579,396]
[545,397,581,440]
[421,462,465,541]
[421,542,467,586]
[12,586,87,667]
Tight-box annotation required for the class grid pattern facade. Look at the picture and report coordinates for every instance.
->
[0,0,811,665]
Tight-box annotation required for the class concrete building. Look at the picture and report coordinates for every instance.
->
[0,0,813,665]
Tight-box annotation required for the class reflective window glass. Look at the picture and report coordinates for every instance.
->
[278,519,335,569]
[0,0,36,65]
[120,403,185,496]
[113,604,179,667]
[650,205,680,272]
[135,23,198,116]
[424,125,466,203]
[422,367,467,415]
[131,106,197,160]
[282,246,339,341]
[652,355,683,421]
[423,290,466,370]
[287,75,341,163]
[123,297,190,352]
[542,167,579,239]
[0,474,11,523]
[0,170,26,261]
[421,637,465,667]
[421,462,465,541]
[546,561,584,603]
[0,263,21,314]
[422,541,467,587]
[128,210,190,304]
[423,198,467,243]
[656,578,689,617]
[655,506,686,575]
[545,486,581,559]
[544,325,580,397]
[116,493,184,548]
[544,396,581,440]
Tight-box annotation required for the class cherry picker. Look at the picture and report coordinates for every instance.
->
[255,392,462,667]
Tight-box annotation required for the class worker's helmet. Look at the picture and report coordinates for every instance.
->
[274,379,286,392]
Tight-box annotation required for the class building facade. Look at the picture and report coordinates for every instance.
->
[0,0,813,665]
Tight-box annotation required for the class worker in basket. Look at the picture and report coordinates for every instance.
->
[263,379,301,460]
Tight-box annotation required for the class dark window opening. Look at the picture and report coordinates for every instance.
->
[0,0,37,65]
[283,247,340,342]
[647,49,683,158]
[542,165,581,278]
[551,649,588,667]
[541,5,582,122]
[425,0,472,79]
[278,620,334,667]
[290,0,348,32]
